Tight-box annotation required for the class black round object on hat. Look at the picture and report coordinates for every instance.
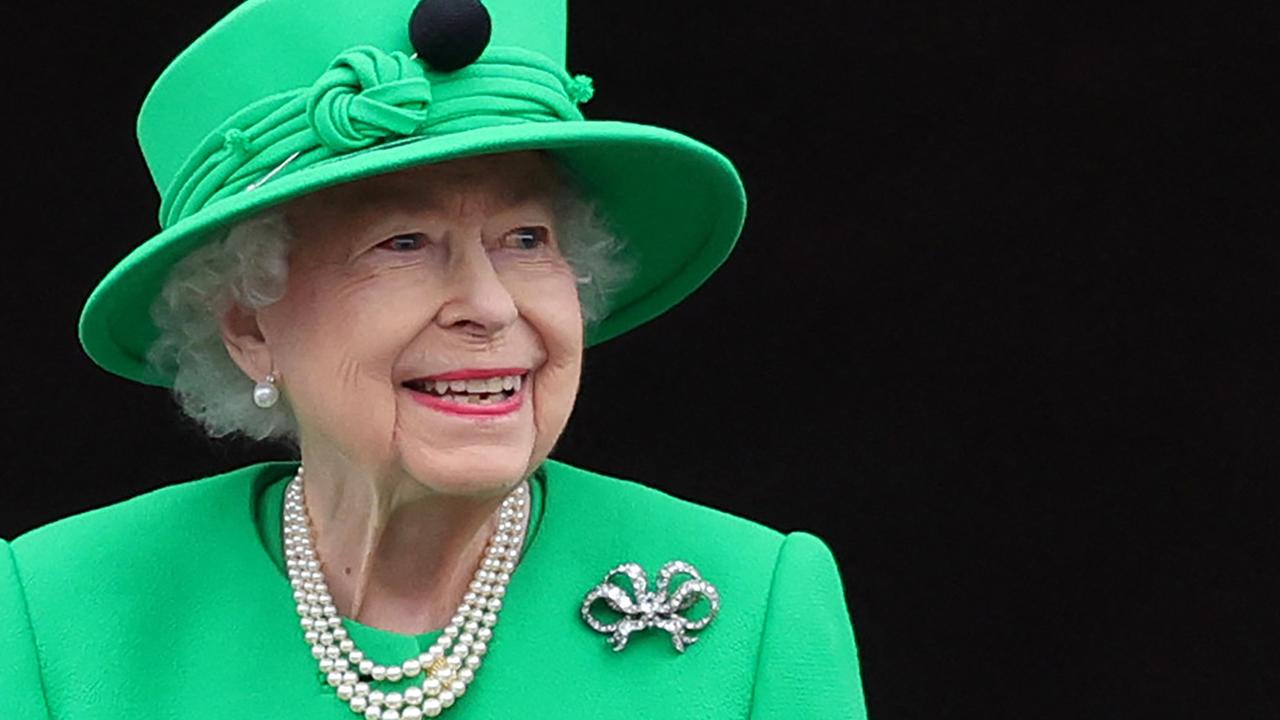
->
[409,0,492,72]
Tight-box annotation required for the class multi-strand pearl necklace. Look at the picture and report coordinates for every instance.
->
[283,466,528,719]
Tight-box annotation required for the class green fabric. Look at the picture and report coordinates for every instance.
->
[160,46,591,228]
[2,460,866,718]
[79,0,747,387]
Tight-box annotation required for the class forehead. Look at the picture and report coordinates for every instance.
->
[291,151,561,221]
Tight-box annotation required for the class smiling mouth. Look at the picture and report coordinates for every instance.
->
[401,372,526,407]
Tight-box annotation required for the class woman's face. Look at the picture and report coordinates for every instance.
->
[252,152,583,495]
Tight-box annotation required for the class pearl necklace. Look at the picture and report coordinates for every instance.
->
[283,465,528,719]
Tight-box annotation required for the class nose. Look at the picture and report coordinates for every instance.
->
[435,237,519,337]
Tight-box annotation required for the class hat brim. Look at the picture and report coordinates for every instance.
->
[79,120,746,387]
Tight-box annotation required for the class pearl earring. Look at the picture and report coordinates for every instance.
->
[253,372,279,408]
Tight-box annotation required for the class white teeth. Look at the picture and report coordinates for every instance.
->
[438,392,506,405]
[414,373,525,397]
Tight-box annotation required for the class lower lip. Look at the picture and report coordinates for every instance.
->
[405,380,527,417]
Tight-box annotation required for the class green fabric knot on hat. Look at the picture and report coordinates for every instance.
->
[567,74,594,104]
[221,128,253,157]
[306,46,433,152]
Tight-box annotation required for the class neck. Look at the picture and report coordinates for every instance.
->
[296,453,526,635]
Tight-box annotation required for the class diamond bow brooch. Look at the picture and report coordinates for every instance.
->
[580,560,720,653]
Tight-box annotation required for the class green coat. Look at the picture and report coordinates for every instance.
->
[2,460,867,718]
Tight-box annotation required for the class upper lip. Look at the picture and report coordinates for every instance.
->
[402,367,529,383]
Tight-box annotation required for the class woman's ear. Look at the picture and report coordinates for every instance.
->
[220,301,272,381]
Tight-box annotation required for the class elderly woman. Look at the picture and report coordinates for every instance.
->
[1,0,865,718]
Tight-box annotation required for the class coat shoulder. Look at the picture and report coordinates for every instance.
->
[540,459,790,580]
[543,459,787,540]
[9,462,291,580]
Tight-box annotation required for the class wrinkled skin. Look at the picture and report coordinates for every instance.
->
[221,152,584,632]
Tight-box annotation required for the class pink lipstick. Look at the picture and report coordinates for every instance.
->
[401,369,528,417]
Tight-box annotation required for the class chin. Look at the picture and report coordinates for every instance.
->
[397,445,535,497]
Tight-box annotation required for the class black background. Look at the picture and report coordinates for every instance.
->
[3,1,1278,717]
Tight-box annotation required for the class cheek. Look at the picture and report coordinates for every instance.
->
[507,268,583,361]
[261,267,443,443]
[510,272,583,445]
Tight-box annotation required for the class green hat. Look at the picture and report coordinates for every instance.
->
[78,0,746,387]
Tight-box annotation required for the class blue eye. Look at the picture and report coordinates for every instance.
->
[504,227,548,250]
[377,233,426,251]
